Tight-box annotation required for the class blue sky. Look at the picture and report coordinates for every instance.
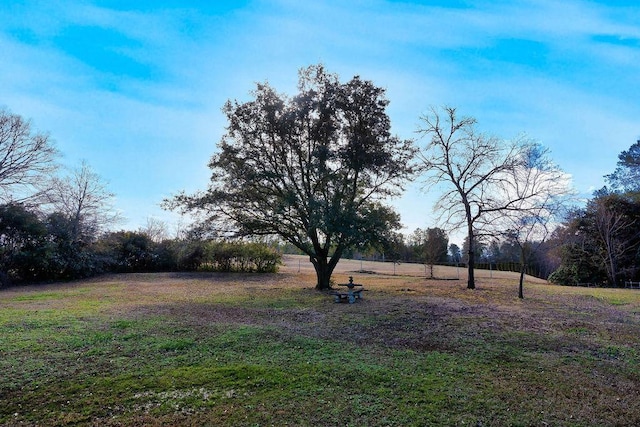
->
[1,0,639,238]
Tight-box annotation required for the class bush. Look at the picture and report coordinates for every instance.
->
[95,231,158,273]
[201,241,281,273]
[1,203,283,284]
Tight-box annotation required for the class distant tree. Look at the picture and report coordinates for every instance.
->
[0,108,58,202]
[139,217,170,243]
[590,192,639,285]
[407,228,427,261]
[549,193,640,287]
[495,143,573,298]
[44,211,100,279]
[97,231,156,273]
[495,238,520,263]
[548,209,608,286]
[42,161,120,243]
[448,243,462,263]
[417,106,548,290]
[485,239,502,263]
[606,139,640,193]
[167,65,415,290]
[423,227,448,278]
[380,231,408,263]
[462,235,486,265]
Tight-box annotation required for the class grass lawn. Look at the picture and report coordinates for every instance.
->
[1,256,640,426]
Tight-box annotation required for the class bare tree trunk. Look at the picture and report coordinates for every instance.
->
[467,220,476,290]
[594,203,630,286]
[519,266,525,299]
[467,253,476,289]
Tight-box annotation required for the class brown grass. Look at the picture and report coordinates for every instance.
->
[1,257,640,426]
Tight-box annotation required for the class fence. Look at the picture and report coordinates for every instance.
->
[281,255,547,282]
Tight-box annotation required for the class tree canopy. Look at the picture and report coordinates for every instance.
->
[168,65,415,289]
[606,139,640,193]
[549,139,640,287]
[0,108,58,202]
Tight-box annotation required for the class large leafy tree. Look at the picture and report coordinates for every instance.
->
[169,65,414,289]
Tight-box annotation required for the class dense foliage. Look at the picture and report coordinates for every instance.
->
[548,192,640,286]
[169,65,414,290]
[549,140,640,287]
[0,204,281,286]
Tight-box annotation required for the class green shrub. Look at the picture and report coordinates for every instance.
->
[201,241,281,273]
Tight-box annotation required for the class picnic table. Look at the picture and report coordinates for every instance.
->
[330,276,364,304]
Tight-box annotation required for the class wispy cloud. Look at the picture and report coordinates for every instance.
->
[1,0,638,233]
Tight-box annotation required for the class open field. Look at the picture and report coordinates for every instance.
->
[1,256,640,426]
[282,254,549,283]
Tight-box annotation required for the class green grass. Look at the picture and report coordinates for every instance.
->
[1,273,640,426]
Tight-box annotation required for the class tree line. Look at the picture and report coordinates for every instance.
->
[0,203,281,285]
[0,108,280,286]
[3,64,638,295]
[547,143,640,287]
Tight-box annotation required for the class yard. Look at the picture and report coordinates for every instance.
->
[1,255,639,426]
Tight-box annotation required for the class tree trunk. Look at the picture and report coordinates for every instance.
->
[466,211,476,290]
[606,245,618,287]
[518,266,525,299]
[467,253,476,289]
[310,255,333,290]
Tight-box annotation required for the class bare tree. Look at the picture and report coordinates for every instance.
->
[496,144,573,298]
[593,199,636,286]
[0,108,58,202]
[42,161,120,242]
[416,106,535,290]
[139,217,170,243]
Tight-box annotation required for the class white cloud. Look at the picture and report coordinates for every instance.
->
[1,0,639,231]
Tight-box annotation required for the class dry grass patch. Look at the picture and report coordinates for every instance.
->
[1,264,640,426]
